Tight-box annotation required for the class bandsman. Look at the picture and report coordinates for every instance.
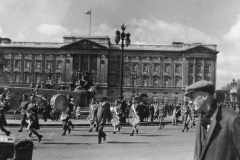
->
[0,94,11,136]
[14,94,29,132]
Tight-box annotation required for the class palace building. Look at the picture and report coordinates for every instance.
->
[0,36,219,103]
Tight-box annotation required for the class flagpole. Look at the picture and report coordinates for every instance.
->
[89,10,91,36]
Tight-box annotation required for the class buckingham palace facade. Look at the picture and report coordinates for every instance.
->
[0,36,219,102]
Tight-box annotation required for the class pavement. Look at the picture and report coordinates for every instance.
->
[6,116,176,127]
[2,125,196,160]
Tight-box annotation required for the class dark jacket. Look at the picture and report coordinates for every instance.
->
[195,104,240,160]
[94,103,112,126]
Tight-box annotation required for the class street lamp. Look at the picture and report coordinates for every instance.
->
[131,71,138,97]
[115,23,131,98]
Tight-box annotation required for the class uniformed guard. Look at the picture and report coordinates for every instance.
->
[129,96,140,136]
[181,101,190,132]
[88,98,98,132]
[0,93,11,136]
[155,101,165,129]
[14,94,29,132]
[188,100,195,128]
[26,94,43,143]
[67,95,75,130]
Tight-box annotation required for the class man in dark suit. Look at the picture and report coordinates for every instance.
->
[185,80,240,160]
[94,97,112,144]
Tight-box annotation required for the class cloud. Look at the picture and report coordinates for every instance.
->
[129,18,214,45]
[222,15,240,47]
[37,23,70,36]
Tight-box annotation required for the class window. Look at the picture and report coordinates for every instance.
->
[46,61,52,69]
[175,78,180,87]
[143,64,148,72]
[82,57,88,71]
[205,65,210,73]
[4,60,10,68]
[15,73,20,82]
[164,64,170,73]
[154,64,159,72]
[56,74,61,83]
[109,76,116,85]
[36,74,40,83]
[197,64,202,73]
[36,61,41,69]
[92,77,96,84]
[15,60,20,68]
[175,64,181,73]
[25,74,30,83]
[90,57,97,74]
[132,63,138,72]
[174,97,179,104]
[5,72,10,79]
[25,61,31,69]
[153,77,158,86]
[57,61,62,69]
[164,78,169,87]
[143,77,148,87]
[189,64,194,73]
[188,77,194,85]
[123,76,127,85]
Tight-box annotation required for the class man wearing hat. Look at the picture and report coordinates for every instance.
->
[14,94,29,132]
[94,97,112,144]
[0,93,11,136]
[185,80,240,160]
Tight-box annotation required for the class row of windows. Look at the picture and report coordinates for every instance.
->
[5,73,62,83]
[108,76,182,87]
[4,60,63,70]
[125,63,182,73]
[188,64,211,73]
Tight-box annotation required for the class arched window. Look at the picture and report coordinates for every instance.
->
[35,73,41,83]
[153,76,159,86]
[143,76,148,87]
[15,72,20,82]
[175,78,180,87]
[163,77,169,87]
[188,77,194,85]
[25,73,30,83]
[56,73,62,84]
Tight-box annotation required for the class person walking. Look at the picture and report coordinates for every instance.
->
[14,94,29,132]
[94,97,112,144]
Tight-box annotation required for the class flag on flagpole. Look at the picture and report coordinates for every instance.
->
[84,10,91,14]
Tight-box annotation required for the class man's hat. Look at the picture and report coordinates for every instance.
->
[101,97,108,102]
[185,80,215,97]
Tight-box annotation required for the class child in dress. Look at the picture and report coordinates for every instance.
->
[75,106,81,120]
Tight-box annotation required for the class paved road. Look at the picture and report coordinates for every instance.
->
[3,125,196,160]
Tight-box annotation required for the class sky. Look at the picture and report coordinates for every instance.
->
[0,0,240,89]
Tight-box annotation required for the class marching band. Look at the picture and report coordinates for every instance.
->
[0,88,199,145]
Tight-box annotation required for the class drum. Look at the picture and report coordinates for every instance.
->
[50,94,67,112]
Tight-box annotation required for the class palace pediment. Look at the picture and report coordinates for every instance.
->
[184,45,218,54]
[61,39,108,49]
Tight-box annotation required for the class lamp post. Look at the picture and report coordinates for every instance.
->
[115,23,131,98]
[131,71,138,97]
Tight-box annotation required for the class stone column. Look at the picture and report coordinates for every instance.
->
[10,53,14,82]
[20,53,24,83]
[31,54,35,82]
[149,57,153,86]
[182,57,188,87]
[96,55,101,84]
[52,54,56,83]
[160,57,164,86]
[171,58,174,86]
[138,57,142,86]
[88,55,91,72]
[42,54,46,82]
[202,58,205,80]
[78,54,82,70]
[193,58,196,82]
